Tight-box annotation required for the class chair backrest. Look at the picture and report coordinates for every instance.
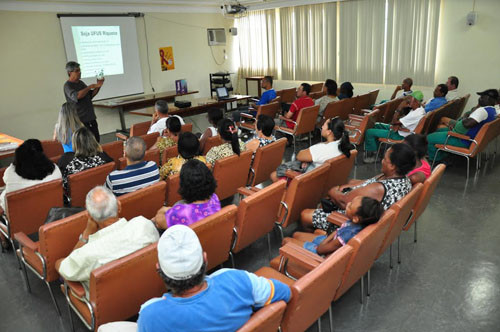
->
[250,138,287,186]
[353,93,372,114]
[309,91,326,100]
[68,162,116,207]
[165,174,181,206]
[270,96,281,104]
[233,180,287,253]
[181,123,192,133]
[202,135,224,155]
[367,89,380,106]
[236,301,286,332]
[89,243,165,329]
[279,163,330,228]
[427,102,454,133]
[129,121,151,137]
[322,150,358,197]
[375,184,423,260]
[413,111,434,136]
[333,209,395,301]
[41,140,64,159]
[455,94,470,119]
[161,145,179,165]
[349,109,380,146]
[5,179,64,237]
[101,141,124,165]
[310,83,323,93]
[294,104,320,135]
[404,164,445,231]
[117,181,166,220]
[213,150,253,200]
[39,211,88,281]
[0,166,6,187]
[280,245,353,332]
[278,87,296,104]
[190,205,237,271]
[118,148,160,170]
[380,98,401,124]
[257,101,281,119]
[476,117,500,155]
[139,132,160,150]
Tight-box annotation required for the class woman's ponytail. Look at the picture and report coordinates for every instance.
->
[218,118,241,156]
[329,117,353,158]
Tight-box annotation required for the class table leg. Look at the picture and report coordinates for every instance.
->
[257,83,262,98]
[246,79,249,96]
[118,106,127,133]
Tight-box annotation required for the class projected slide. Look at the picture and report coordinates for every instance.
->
[71,26,124,78]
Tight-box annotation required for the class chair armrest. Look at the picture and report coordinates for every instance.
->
[360,109,372,114]
[14,232,38,251]
[278,242,323,271]
[349,114,364,120]
[240,113,255,120]
[327,212,349,227]
[237,187,258,197]
[115,132,128,141]
[447,131,471,141]
[66,280,86,299]
[285,170,302,179]
[278,116,297,125]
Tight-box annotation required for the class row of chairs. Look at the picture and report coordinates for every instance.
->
[14,150,358,331]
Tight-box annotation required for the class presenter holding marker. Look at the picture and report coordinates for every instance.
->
[63,61,104,142]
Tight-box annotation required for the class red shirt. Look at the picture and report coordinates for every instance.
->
[286,96,314,129]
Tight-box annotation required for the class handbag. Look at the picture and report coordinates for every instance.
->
[320,198,339,213]
[44,207,85,224]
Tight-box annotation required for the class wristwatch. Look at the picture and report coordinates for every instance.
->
[79,233,89,244]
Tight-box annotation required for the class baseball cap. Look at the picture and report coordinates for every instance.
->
[477,89,499,100]
[157,225,204,280]
[410,91,424,102]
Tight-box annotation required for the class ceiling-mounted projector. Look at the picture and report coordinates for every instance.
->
[221,3,247,15]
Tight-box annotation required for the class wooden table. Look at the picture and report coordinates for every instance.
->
[93,90,199,132]
[129,95,252,118]
[245,76,265,98]
[0,133,23,160]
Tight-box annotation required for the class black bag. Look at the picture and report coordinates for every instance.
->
[320,198,339,213]
[44,207,85,224]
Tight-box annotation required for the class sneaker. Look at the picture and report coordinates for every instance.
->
[363,156,376,164]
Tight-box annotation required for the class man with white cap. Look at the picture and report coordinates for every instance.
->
[137,225,291,332]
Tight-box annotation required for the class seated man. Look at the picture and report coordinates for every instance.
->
[148,99,185,135]
[390,77,413,100]
[105,136,159,196]
[232,75,276,123]
[428,89,498,163]
[338,82,354,100]
[56,186,159,296]
[363,91,424,163]
[445,76,460,101]
[137,225,291,332]
[281,82,314,130]
[423,84,448,113]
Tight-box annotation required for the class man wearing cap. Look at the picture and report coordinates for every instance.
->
[363,92,425,163]
[137,225,291,332]
[423,84,448,113]
[427,89,498,163]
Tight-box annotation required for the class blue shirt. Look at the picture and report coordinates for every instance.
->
[256,89,277,106]
[137,269,291,332]
[303,220,363,254]
[425,97,447,113]
[105,161,159,196]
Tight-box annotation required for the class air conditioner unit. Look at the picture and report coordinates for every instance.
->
[207,28,226,46]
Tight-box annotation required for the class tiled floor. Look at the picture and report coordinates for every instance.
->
[1,112,500,331]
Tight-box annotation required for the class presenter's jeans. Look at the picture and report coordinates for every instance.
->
[84,120,100,143]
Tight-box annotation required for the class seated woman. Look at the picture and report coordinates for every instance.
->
[292,196,383,256]
[245,114,276,154]
[338,82,354,100]
[153,159,220,230]
[159,132,206,179]
[58,127,113,205]
[270,117,352,182]
[199,107,224,153]
[315,79,338,123]
[404,134,431,185]
[301,143,415,233]
[53,103,83,153]
[155,116,181,156]
[205,118,246,166]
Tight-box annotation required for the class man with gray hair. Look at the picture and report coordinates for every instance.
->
[56,186,159,296]
[105,136,159,196]
[147,99,185,135]
[63,61,104,142]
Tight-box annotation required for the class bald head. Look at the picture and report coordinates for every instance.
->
[125,136,147,162]
[85,186,118,222]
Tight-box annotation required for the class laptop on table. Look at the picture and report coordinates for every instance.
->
[216,87,233,101]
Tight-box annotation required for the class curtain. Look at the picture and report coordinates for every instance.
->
[280,3,336,81]
[385,0,441,86]
[338,0,386,84]
[236,9,278,78]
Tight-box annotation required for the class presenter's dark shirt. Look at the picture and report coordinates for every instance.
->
[64,80,96,123]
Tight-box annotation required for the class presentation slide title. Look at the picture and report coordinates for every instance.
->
[80,30,118,37]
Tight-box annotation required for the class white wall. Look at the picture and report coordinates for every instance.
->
[0,11,237,139]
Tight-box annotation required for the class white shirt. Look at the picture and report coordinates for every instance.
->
[0,164,62,210]
[399,107,426,137]
[308,140,342,169]
[469,107,490,123]
[201,126,217,140]
[395,90,413,99]
[58,216,159,288]
[445,89,459,101]
[147,115,185,135]
[494,104,500,115]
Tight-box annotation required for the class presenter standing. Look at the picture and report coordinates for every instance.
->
[63,61,104,142]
